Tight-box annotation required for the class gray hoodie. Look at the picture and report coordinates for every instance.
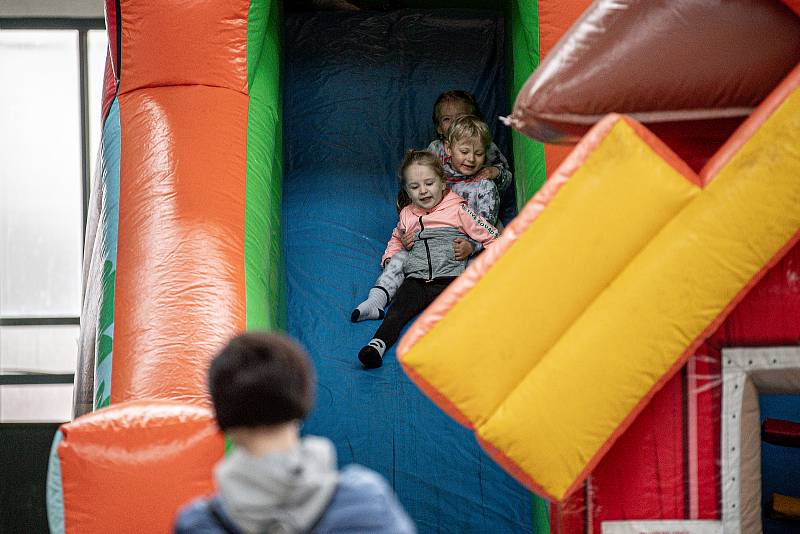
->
[176,436,416,534]
[216,436,338,534]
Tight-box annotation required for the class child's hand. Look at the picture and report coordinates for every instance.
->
[400,230,414,250]
[453,238,473,261]
[474,167,500,181]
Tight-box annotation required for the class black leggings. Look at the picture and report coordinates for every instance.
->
[373,277,455,350]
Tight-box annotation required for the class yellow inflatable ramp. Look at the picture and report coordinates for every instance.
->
[398,65,800,502]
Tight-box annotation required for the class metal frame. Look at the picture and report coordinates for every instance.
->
[720,346,800,534]
[1,318,80,327]
[0,17,104,389]
[0,374,76,386]
[0,18,104,31]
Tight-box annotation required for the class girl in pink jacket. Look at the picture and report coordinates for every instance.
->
[358,150,498,369]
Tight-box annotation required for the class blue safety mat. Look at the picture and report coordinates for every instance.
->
[282,9,531,533]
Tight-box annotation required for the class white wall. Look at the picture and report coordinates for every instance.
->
[0,0,103,18]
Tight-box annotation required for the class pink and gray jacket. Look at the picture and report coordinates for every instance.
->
[382,191,498,281]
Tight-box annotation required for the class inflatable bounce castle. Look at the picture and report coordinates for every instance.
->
[47,1,800,533]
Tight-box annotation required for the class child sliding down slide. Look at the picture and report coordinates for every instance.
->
[427,91,512,219]
[438,114,503,225]
[357,150,498,369]
[352,92,511,323]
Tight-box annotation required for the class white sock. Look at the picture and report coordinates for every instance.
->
[351,287,389,322]
[367,338,386,357]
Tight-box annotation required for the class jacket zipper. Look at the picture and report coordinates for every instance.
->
[419,215,433,281]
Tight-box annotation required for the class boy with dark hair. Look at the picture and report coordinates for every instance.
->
[175,332,415,533]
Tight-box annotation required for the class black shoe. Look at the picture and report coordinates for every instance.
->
[350,308,384,323]
[358,345,383,369]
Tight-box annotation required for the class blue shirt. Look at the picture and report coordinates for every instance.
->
[175,465,416,533]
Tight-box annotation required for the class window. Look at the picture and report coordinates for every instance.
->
[0,19,106,422]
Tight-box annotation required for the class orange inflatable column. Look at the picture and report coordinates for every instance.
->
[110,0,251,404]
[537,0,592,176]
[48,402,225,533]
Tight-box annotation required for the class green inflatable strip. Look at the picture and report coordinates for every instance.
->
[247,0,268,92]
[508,7,550,532]
[95,259,115,409]
[531,492,551,534]
[245,0,285,331]
[508,0,547,205]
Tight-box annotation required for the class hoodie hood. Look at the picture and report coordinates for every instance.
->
[408,190,465,217]
[216,436,339,534]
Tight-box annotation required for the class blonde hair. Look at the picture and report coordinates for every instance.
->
[445,115,491,149]
[396,149,446,212]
